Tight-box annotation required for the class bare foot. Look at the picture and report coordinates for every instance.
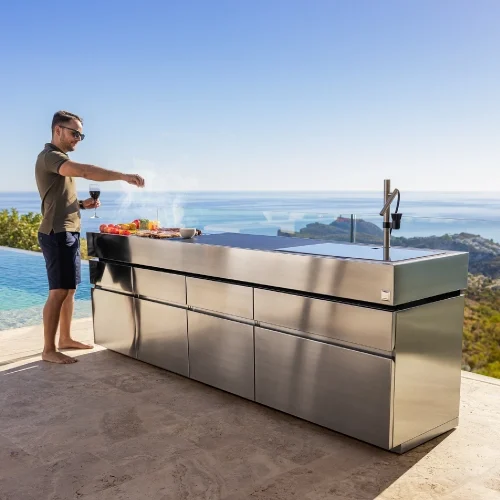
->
[58,339,93,350]
[42,351,78,364]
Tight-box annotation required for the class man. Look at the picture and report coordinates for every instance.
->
[35,110,145,364]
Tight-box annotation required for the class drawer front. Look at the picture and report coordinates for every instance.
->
[135,299,189,377]
[186,277,253,319]
[254,289,394,352]
[188,311,254,400]
[90,260,133,294]
[255,327,393,449]
[92,288,136,357]
[133,268,186,305]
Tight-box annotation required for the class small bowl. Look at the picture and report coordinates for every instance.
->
[180,228,196,239]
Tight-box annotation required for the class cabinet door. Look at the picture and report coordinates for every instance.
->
[92,288,136,357]
[135,299,188,377]
[187,311,254,400]
[392,295,464,448]
[133,268,186,305]
[254,288,394,352]
[186,277,253,319]
[255,327,393,449]
[89,260,133,294]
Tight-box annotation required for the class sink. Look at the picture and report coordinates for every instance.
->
[275,242,445,262]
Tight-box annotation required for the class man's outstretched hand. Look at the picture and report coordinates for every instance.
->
[82,198,101,209]
[124,174,145,187]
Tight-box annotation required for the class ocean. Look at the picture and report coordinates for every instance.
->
[1,191,500,243]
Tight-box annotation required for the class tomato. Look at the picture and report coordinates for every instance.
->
[133,219,141,228]
[110,228,120,234]
[122,230,131,236]
[99,224,108,233]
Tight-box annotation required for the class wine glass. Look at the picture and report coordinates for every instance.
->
[89,184,101,219]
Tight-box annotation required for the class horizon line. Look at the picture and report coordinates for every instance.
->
[2,189,500,194]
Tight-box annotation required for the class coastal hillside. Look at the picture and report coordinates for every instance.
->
[464,274,500,378]
[278,217,500,379]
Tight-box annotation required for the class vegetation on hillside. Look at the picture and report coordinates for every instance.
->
[0,209,88,259]
[463,275,500,378]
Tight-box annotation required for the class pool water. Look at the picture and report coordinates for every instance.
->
[0,247,91,330]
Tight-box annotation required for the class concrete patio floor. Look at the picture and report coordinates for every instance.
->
[0,318,95,366]
[1,320,500,500]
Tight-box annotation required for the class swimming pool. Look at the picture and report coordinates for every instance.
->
[0,247,91,331]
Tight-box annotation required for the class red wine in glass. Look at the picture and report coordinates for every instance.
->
[89,184,100,219]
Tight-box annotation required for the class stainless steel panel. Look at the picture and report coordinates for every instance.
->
[255,327,393,449]
[135,298,188,376]
[392,295,464,447]
[92,288,136,357]
[87,232,468,305]
[186,277,253,319]
[254,289,394,351]
[89,260,133,294]
[393,253,468,305]
[133,268,186,304]
[188,311,254,400]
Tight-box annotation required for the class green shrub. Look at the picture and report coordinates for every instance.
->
[80,237,88,259]
[478,361,500,379]
[0,208,88,259]
[0,209,42,251]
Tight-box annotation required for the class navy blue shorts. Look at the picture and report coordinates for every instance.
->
[38,231,81,290]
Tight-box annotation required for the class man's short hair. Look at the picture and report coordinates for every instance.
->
[51,111,83,134]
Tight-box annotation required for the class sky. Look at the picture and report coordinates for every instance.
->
[0,0,499,192]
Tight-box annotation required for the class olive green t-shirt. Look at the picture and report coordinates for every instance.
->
[35,143,81,234]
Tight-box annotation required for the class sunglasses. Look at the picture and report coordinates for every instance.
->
[59,125,85,141]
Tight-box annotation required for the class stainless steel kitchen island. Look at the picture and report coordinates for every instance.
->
[87,231,468,453]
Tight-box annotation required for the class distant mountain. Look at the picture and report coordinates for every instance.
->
[278,217,500,278]
[392,232,500,279]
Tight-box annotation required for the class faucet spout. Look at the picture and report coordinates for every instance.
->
[380,188,400,216]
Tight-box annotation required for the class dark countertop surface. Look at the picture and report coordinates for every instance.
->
[173,233,320,250]
[166,232,446,262]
